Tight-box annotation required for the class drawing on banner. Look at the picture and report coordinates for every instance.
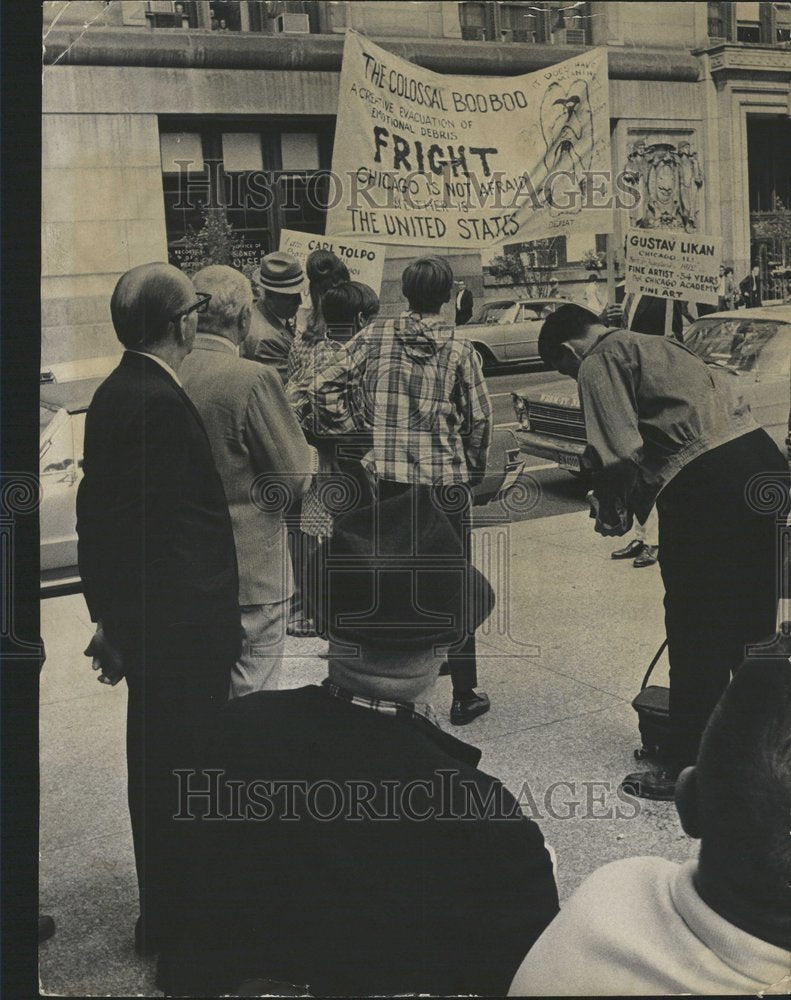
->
[326,31,614,248]
[540,79,593,213]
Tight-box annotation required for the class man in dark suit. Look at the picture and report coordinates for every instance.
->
[739,263,763,308]
[454,278,474,325]
[157,490,559,997]
[76,262,241,954]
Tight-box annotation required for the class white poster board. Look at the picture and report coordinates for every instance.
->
[625,229,721,306]
[278,229,386,295]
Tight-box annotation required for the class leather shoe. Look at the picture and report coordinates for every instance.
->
[620,766,678,801]
[633,545,658,568]
[450,691,490,725]
[38,915,56,943]
[135,916,160,957]
[611,539,644,560]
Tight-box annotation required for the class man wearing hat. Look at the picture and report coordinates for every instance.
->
[156,490,559,998]
[242,251,305,383]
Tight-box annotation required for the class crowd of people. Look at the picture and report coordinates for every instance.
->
[72,247,790,996]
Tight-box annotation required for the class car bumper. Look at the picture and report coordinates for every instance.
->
[514,431,587,471]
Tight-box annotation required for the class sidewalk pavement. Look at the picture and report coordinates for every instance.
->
[39,508,697,996]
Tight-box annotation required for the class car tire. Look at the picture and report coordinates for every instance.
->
[471,343,497,375]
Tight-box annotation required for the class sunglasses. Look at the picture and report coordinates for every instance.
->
[171,292,212,321]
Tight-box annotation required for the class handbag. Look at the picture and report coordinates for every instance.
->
[631,639,670,761]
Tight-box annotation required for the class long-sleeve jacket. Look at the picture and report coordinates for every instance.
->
[180,334,313,606]
[577,328,758,521]
[76,351,240,649]
[307,313,491,487]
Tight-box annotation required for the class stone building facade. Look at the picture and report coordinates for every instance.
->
[41,1,791,363]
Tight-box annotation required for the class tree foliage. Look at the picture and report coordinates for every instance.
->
[487,238,560,298]
[178,206,250,277]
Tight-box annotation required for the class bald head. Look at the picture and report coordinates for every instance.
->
[110,262,196,350]
[192,265,253,344]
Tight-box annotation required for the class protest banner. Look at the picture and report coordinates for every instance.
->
[278,229,386,295]
[326,31,614,249]
[625,229,722,306]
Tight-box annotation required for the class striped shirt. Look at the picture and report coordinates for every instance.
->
[308,313,491,487]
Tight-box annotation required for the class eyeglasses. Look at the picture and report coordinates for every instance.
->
[171,292,212,321]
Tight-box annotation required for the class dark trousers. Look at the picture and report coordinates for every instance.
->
[656,429,786,768]
[124,625,236,940]
[375,479,478,693]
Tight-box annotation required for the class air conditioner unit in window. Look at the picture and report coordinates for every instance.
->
[553,27,586,45]
[275,12,310,33]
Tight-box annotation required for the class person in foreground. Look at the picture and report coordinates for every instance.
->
[180,265,313,696]
[156,490,559,998]
[309,256,493,724]
[538,304,787,800]
[509,644,791,996]
[76,262,241,954]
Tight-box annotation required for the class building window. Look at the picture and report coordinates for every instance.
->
[500,3,544,43]
[775,1,791,40]
[459,2,586,45]
[143,0,322,32]
[208,1,243,31]
[550,2,589,44]
[145,1,198,28]
[459,2,489,40]
[707,1,734,39]
[159,119,333,273]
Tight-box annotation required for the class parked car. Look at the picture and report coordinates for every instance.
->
[457,297,568,372]
[40,356,119,594]
[511,305,791,475]
[39,356,523,588]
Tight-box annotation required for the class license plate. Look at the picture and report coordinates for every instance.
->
[539,392,579,407]
[557,453,581,472]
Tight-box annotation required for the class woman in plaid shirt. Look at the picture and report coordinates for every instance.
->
[309,257,493,725]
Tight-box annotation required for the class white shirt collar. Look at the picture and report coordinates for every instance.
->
[128,350,182,387]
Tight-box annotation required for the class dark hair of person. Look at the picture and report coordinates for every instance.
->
[110,262,189,349]
[350,281,380,323]
[304,249,350,343]
[723,266,734,276]
[321,282,365,342]
[695,658,791,915]
[537,303,599,370]
[402,256,454,314]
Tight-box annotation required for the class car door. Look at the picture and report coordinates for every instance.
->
[502,303,541,362]
[466,301,516,364]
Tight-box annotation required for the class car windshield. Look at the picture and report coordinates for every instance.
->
[474,302,516,324]
[684,317,791,375]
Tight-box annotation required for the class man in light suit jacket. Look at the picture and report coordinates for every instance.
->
[76,262,241,955]
[181,265,313,696]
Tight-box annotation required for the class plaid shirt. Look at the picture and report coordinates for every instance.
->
[321,678,442,730]
[308,313,491,486]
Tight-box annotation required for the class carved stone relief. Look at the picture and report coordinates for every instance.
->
[623,134,704,232]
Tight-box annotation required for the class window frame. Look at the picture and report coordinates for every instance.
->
[158,115,335,267]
